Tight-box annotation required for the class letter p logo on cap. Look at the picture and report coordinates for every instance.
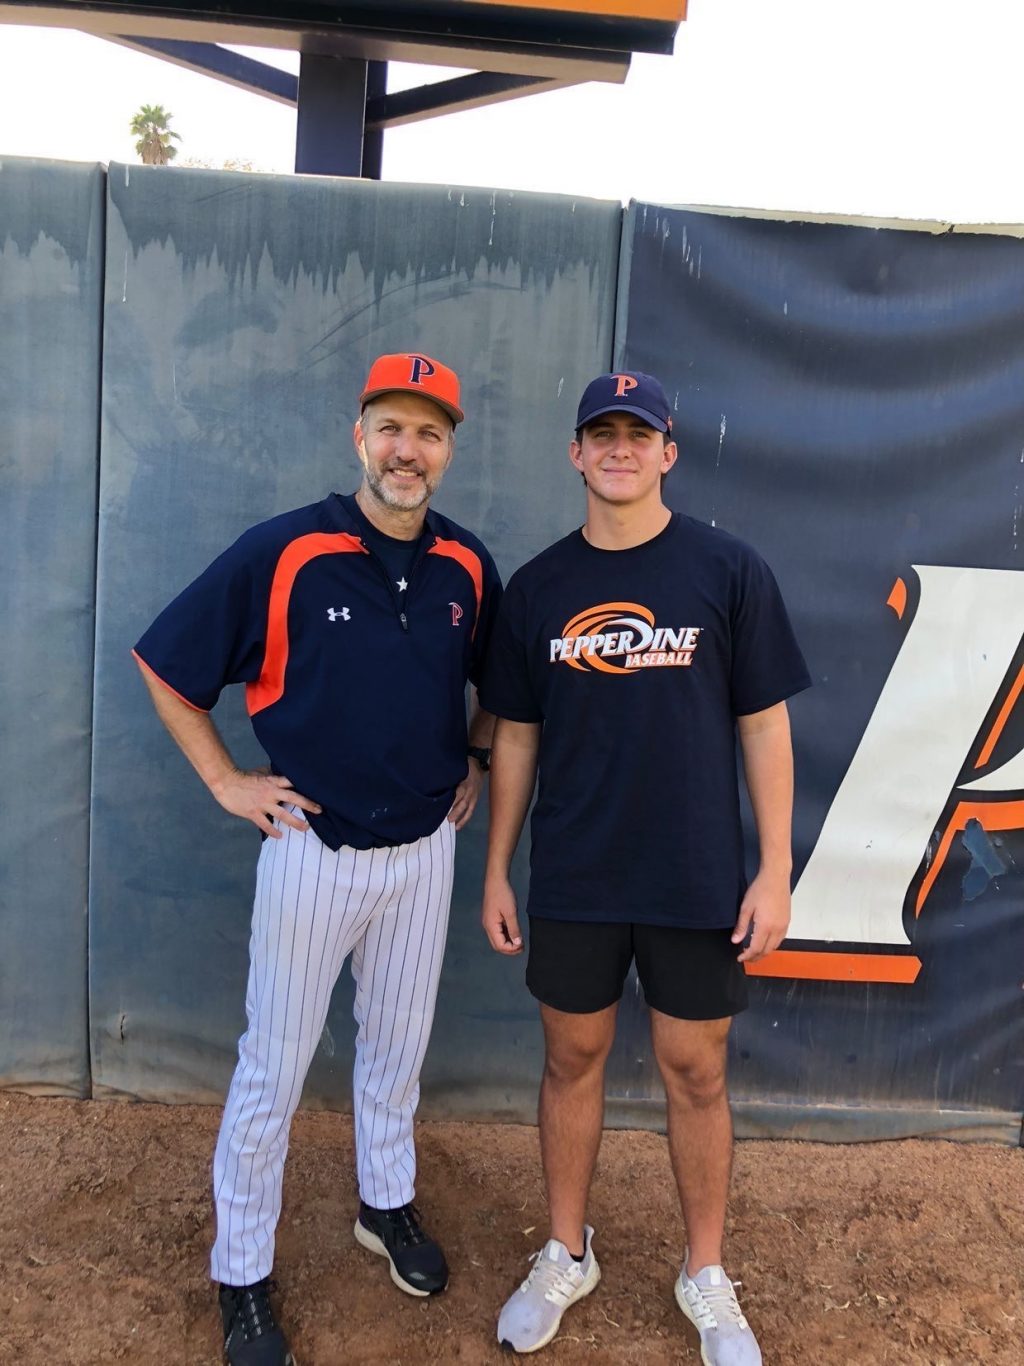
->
[409,355,436,385]
[574,370,673,434]
[359,351,464,424]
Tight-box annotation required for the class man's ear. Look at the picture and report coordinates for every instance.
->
[353,420,368,467]
[569,439,583,474]
[662,440,679,475]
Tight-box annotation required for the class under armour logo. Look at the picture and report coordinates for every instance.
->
[327,607,351,622]
[450,602,464,627]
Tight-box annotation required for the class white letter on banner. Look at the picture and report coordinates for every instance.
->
[789,565,1024,947]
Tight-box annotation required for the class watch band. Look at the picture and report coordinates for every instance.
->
[467,745,492,772]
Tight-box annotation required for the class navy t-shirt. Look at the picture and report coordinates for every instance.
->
[135,493,502,851]
[479,513,811,928]
[351,501,424,603]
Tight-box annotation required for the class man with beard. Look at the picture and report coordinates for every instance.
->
[134,353,501,1366]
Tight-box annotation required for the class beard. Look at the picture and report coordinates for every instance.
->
[362,459,445,512]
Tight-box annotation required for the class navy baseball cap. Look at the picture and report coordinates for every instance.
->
[575,371,673,434]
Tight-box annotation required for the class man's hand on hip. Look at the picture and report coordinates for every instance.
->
[448,759,485,830]
[211,769,322,839]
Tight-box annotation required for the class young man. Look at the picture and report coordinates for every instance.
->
[479,371,810,1363]
[134,353,501,1366]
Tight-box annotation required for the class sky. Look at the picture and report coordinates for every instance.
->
[1,0,1023,224]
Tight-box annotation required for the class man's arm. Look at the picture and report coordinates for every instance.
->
[135,656,321,838]
[447,686,497,830]
[481,717,541,955]
[733,700,794,963]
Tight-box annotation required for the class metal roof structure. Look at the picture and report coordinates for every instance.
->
[0,2,687,175]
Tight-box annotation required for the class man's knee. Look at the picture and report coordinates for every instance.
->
[660,1052,728,1108]
[543,1024,615,1084]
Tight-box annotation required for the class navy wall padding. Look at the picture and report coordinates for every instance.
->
[612,203,1024,1141]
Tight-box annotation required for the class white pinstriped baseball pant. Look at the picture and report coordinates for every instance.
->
[210,813,455,1287]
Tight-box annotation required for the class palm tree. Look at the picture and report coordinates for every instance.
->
[130,105,181,165]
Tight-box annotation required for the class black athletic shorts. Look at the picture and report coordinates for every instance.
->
[526,917,749,1021]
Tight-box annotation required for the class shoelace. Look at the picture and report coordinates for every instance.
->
[228,1279,279,1342]
[387,1202,428,1248]
[521,1249,585,1307]
[686,1276,749,1332]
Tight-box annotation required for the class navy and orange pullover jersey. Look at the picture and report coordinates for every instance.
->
[134,493,503,851]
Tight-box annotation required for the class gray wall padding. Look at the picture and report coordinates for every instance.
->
[0,158,104,1095]
[89,163,620,1110]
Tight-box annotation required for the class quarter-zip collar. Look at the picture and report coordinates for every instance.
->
[327,491,440,551]
[328,492,436,632]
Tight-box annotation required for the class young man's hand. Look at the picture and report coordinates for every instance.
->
[732,868,791,963]
[482,876,524,954]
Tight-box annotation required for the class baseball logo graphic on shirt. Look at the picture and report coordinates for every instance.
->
[549,602,702,674]
[450,602,464,627]
[327,606,351,622]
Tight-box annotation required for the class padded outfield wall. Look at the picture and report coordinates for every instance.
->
[612,204,1024,1142]
[0,159,103,1097]
[88,164,621,1115]
[1,159,1021,1141]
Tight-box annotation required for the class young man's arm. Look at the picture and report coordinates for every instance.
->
[733,700,795,963]
[136,658,321,838]
[481,717,541,955]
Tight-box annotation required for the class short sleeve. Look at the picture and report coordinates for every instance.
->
[478,577,543,722]
[133,533,269,712]
[468,548,505,688]
[729,551,812,716]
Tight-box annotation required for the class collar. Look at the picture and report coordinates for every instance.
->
[329,491,439,544]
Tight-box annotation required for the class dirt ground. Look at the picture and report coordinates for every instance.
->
[0,1094,1020,1365]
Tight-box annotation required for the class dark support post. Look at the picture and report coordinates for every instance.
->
[295,54,368,176]
[361,62,388,179]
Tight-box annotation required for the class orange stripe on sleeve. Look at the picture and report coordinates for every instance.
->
[246,532,366,717]
[132,648,210,714]
[428,537,484,637]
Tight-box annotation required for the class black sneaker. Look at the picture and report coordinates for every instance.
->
[219,1278,297,1366]
[354,1201,449,1297]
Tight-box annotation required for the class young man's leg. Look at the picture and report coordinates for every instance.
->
[497,919,627,1353]
[640,926,761,1365]
[539,1002,618,1254]
[351,819,455,1296]
[649,1011,733,1272]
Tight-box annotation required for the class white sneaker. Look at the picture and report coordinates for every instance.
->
[497,1226,601,1354]
[675,1262,763,1366]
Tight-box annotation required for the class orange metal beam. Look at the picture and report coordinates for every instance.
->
[473,0,686,17]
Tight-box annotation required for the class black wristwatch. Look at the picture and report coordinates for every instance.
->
[467,745,492,772]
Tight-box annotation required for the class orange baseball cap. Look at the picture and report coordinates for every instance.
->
[359,352,464,425]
